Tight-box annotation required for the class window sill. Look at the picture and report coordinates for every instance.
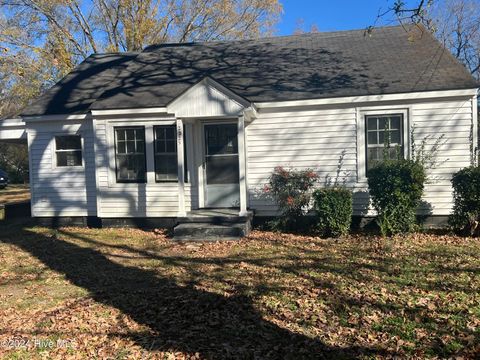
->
[115,180,147,184]
[53,166,84,170]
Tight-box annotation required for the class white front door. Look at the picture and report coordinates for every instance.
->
[203,123,240,208]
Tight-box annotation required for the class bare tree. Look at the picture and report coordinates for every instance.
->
[370,0,479,79]
[292,18,319,35]
[431,0,480,79]
[0,0,282,117]
[367,0,436,34]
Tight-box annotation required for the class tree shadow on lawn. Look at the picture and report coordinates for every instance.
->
[0,224,396,359]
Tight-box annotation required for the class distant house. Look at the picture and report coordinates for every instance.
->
[0,25,478,230]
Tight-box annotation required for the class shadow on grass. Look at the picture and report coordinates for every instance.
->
[0,222,395,359]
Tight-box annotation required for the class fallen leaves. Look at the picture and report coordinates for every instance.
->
[0,226,479,359]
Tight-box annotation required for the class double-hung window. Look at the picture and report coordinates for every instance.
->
[365,114,404,171]
[114,127,146,183]
[55,135,82,167]
[154,125,178,182]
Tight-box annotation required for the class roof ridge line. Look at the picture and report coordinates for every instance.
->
[142,24,407,52]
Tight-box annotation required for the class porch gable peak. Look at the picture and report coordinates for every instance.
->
[167,77,250,118]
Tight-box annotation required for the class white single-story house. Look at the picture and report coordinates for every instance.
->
[0,25,478,234]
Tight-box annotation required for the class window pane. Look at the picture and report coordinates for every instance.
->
[117,141,126,154]
[154,140,162,153]
[165,127,175,140]
[155,126,177,154]
[378,131,385,145]
[367,131,377,145]
[154,125,178,182]
[115,127,146,182]
[116,154,146,181]
[206,155,239,184]
[126,129,135,141]
[388,147,400,160]
[367,147,381,170]
[205,124,238,155]
[165,140,176,153]
[136,140,145,153]
[126,140,136,153]
[390,129,401,144]
[56,150,82,167]
[379,117,388,130]
[56,135,81,150]
[366,114,404,173]
[155,154,178,181]
[367,118,377,130]
[390,116,401,130]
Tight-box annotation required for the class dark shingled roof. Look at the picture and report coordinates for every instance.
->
[22,25,478,116]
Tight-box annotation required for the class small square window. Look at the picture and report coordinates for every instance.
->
[55,135,82,167]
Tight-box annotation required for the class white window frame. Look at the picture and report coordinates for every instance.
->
[153,125,178,182]
[52,133,84,169]
[356,107,410,181]
[113,126,147,183]
[105,119,176,187]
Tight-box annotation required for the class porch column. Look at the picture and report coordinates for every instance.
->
[176,118,187,217]
[238,115,248,216]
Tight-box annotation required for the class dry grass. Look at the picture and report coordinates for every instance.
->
[0,223,479,359]
[0,184,30,205]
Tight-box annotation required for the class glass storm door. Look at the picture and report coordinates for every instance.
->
[204,123,240,208]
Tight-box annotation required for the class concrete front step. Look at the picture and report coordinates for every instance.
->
[177,215,251,225]
[173,209,253,241]
[173,235,243,242]
[178,210,253,225]
[173,222,249,241]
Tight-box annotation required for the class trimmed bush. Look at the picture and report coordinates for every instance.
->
[367,160,426,236]
[450,166,480,236]
[263,166,318,231]
[313,188,353,237]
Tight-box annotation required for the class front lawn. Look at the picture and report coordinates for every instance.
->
[0,185,30,221]
[0,223,478,359]
[0,184,30,205]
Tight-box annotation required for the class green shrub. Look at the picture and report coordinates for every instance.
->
[449,166,480,236]
[264,166,318,231]
[367,160,426,236]
[313,188,352,237]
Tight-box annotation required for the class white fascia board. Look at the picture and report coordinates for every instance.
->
[0,118,26,126]
[255,88,479,109]
[22,114,88,122]
[91,107,169,116]
[243,105,258,121]
[0,118,27,140]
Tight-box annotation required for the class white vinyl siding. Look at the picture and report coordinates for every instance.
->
[410,98,474,215]
[246,107,358,214]
[27,119,96,217]
[246,97,476,216]
[24,91,476,220]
